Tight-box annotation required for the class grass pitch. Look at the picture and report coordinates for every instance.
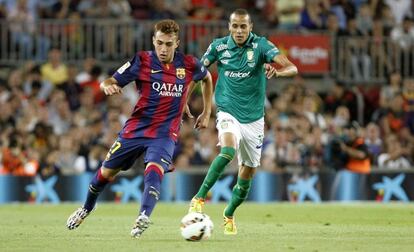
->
[0,203,413,252]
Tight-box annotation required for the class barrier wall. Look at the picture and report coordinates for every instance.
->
[1,170,413,204]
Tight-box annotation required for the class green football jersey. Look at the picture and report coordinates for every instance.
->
[201,32,280,123]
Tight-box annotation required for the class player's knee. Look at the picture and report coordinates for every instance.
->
[239,166,256,179]
[101,167,119,180]
[219,147,236,162]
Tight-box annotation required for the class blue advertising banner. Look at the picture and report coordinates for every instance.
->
[1,170,413,204]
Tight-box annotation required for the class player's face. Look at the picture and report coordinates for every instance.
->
[229,14,252,46]
[153,31,179,63]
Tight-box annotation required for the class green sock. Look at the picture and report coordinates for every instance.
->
[196,147,235,199]
[224,177,252,217]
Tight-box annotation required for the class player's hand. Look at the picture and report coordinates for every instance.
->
[184,104,194,118]
[194,111,210,130]
[264,64,278,79]
[101,83,122,96]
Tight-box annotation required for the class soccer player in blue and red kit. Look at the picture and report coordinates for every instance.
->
[67,19,213,238]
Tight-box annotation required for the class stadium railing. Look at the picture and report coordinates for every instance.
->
[0,19,228,64]
[1,19,413,83]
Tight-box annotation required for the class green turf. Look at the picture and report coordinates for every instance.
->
[0,203,413,252]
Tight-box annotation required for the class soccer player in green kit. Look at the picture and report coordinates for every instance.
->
[188,9,298,234]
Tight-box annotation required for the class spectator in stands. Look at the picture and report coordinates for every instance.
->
[149,0,175,19]
[0,96,15,129]
[164,0,192,19]
[16,97,43,133]
[355,3,373,36]
[364,122,382,165]
[301,125,325,172]
[74,143,107,173]
[342,17,371,81]
[37,150,60,178]
[302,94,326,130]
[7,68,25,99]
[300,0,328,30]
[28,122,51,156]
[41,47,69,86]
[275,0,304,31]
[75,58,103,83]
[331,105,351,132]
[109,0,131,19]
[56,134,82,175]
[378,134,412,170]
[380,93,406,136]
[324,81,358,121]
[402,78,414,134]
[60,64,82,111]
[340,122,371,174]
[380,5,395,35]
[194,126,219,164]
[0,1,6,19]
[262,125,300,171]
[23,65,53,104]
[1,133,39,176]
[7,0,35,59]
[80,65,106,104]
[391,16,414,77]
[78,0,110,18]
[375,71,402,123]
[47,89,72,135]
[174,132,199,168]
[75,87,96,125]
[65,12,84,58]
[329,0,352,30]
[384,0,412,25]
[326,11,342,36]
[369,18,392,77]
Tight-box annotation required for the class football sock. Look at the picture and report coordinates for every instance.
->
[224,177,252,217]
[196,147,235,199]
[84,169,112,212]
[140,164,163,217]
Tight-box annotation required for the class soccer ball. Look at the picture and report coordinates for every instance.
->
[180,212,214,241]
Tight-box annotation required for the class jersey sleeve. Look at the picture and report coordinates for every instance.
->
[191,57,208,81]
[112,55,141,87]
[260,38,280,63]
[200,41,218,67]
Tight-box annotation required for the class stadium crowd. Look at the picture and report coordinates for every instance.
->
[1,0,414,177]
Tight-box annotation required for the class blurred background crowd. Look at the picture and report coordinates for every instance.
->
[0,0,414,178]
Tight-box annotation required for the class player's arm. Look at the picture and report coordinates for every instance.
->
[194,71,213,130]
[100,77,122,96]
[265,54,298,79]
[102,54,141,95]
[184,81,198,119]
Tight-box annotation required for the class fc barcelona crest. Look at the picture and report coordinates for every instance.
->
[176,68,186,79]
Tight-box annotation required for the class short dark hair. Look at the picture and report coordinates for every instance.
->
[232,8,249,16]
[230,8,251,23]
[154,19,180,36]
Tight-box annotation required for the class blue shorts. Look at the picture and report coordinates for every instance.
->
[102,136,175,172]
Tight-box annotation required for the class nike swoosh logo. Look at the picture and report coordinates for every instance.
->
[255,145,263,149]
[161,158,170,164]
[151,69,162,74]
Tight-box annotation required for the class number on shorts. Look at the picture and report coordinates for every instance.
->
[105,141,122,160]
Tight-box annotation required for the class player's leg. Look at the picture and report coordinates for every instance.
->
[131,138,174,238]
[223,164,255,235]
[190,112,240,213]
[223,117,264,234]
[66,166,120,230]
[130,162,164,238]
[67,137,141,230]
